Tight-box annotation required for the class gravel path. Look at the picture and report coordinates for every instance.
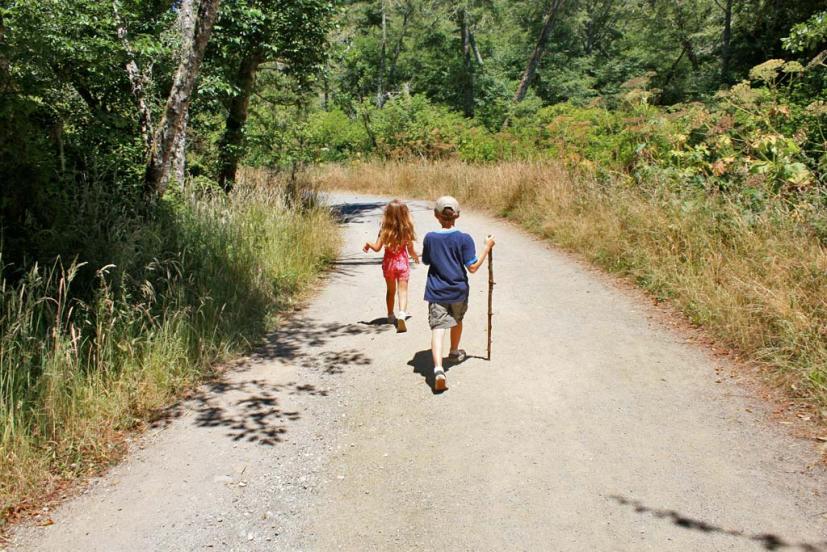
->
[11,193,827,551]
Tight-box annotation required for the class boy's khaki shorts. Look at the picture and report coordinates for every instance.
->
[428,301,468,330]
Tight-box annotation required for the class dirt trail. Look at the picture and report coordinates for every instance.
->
[11,193,827,551]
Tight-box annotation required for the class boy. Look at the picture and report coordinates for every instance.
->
[421,196,495,392]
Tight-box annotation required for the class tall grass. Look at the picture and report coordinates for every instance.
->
[318,160,827,410]
[0,173,337,520]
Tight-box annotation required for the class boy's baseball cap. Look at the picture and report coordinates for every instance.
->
[434,196,460,216]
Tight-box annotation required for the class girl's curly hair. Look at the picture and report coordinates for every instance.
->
[380,200,416,250]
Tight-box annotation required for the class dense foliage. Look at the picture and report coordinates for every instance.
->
[0,0,334,274]
[245,2,826,215]
[0,0,336,518]
[323,1,824,115]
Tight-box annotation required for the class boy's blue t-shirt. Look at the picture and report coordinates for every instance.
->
[422,229,477,303]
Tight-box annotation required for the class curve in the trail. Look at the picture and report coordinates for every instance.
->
[12,193,827,552]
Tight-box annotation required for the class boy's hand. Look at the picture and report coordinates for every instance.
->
[485,235,496,250]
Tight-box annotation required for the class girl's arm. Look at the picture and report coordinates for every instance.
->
[406,241,421,264]
[363,237,383,253]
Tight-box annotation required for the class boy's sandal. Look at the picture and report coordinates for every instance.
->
[448,349,467,363]
[434,370,447,391]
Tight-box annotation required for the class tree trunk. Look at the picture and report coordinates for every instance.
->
[458,8,474,117]
[0,11,10,91]
[469,31,483,66]
[682,38,700,71]
[217,49,264,192]
[376,0,387,107]
[144,0,221,198]
[662,46,687,88]
[169,112,188,188]
[114,0,153,150]
[323,62,330,111]
[720,0,733,83]
[385,1,413,86]
[513,0,567,103]
[166,1,197,190]
[672,2,700,72]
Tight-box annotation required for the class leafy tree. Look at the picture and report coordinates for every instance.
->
[206,0,334,191]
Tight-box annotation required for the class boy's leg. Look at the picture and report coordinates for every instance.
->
[431,328,445,368]
[385,277,397,319]
[450,321,463,351]
[431,327,447,391]
[448,302,468,362]
[429,303,455,390]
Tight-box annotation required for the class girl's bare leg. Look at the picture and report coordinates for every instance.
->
[385,277,397,318]
[397,279,409,314]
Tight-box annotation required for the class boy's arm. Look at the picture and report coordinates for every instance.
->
[467,235,495,273]
[421,235,431,265]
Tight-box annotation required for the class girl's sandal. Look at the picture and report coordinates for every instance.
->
[396,317,407,333]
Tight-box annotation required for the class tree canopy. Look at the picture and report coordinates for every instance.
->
[1,0,824,271]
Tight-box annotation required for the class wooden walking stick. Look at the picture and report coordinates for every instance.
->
[487,238,495,361]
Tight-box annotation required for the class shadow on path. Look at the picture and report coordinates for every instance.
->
[330,202,384,224]
[329,200,432,225]
[332,258,383,267]
[150,380,328,445]
[610,495,827,551]
[329,255,384,279]
[150,315,385,444]
[250,314,386,374]
[191,379,305,446]
[409,350,451,395]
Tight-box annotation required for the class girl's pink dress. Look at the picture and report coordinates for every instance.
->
[382,242,410,281]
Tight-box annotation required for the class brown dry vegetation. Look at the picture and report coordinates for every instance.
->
[316,160,827,414]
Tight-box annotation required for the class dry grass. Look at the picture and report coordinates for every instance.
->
[316,160,827,410]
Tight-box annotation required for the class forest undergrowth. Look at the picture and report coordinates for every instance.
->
[0,173,338,524]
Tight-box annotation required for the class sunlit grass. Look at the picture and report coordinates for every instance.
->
[0,172,338,520]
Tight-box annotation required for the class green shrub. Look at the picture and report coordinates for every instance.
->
[306,109,370,161]
[302,58,824,217]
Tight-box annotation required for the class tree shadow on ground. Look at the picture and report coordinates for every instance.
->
[191,379,303,445]
[150,380,327,445]
[328,254,385,280]
[329,202,385,224]
[609,495,827,551]
[150,314,384,443]
[331,257,383,267]
[249,314,386,374]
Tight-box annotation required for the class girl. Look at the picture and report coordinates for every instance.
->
[363,200,420,333]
